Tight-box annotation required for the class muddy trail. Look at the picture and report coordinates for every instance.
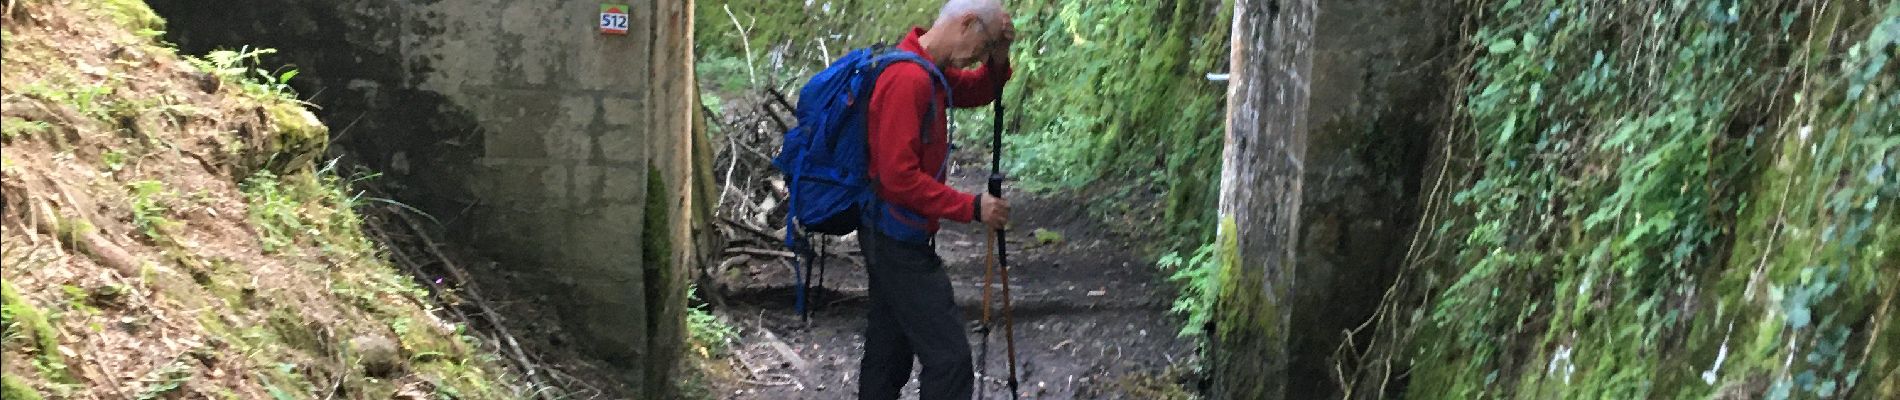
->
[707,161,1198,399]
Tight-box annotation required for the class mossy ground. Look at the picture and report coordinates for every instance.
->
[0,0,526,398]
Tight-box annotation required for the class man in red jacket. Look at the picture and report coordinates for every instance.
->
[857,0,1013,399]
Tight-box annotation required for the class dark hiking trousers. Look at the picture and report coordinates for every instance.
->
[857,224,973,400]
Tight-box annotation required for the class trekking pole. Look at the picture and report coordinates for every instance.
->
[977,232,996,400]
[989,80,1022,400]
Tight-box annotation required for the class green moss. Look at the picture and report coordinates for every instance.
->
[1372,0,1899,397]
[643,168,673,271]
[0,117,52,141]
[264,307,321,354]
[1,374,43,400]
[1209,217,1283,399]
[89,0,166,35]
[257,101,329,174]
[0,282,70,384]
[641,167,682,397]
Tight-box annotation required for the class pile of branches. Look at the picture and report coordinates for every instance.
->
[706,87,795,253]
[703,85,867,282]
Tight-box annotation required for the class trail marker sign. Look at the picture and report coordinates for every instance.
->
[600,4,630,35]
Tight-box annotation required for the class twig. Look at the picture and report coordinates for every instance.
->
[720,127,741,215]
[729,345,770,381]
[717,216,778,242]
[723,4,758,85]
[765,88,796,119]
[6,177,141,276]
[541,366,608,397]
[756,97,789,134]
[753,327,810,372]
[385,211,554,398]
[321,326,345,400]
[724,247,795,258]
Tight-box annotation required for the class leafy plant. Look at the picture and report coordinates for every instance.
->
[133,360,192,400]
[240,170,305,253]
[1349,0,1900,398]
[685,285,735,356]
[0,117,51,140]
[128,180,176,240]
[1158,240,1221,339]
[189,46,301,101]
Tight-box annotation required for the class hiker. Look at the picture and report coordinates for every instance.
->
[858,1,1014,399]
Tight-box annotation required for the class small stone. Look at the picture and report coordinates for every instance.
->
[350,334,403,378]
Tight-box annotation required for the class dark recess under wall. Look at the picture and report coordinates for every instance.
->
[146,0,486,240]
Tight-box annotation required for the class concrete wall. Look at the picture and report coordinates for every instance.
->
[1289,0,1451,396]
[146,0,703,394]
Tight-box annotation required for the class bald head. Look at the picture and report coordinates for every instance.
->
[918,0,1013,69]
[935,0,1005,27]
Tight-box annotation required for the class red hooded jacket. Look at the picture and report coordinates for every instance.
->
[866,27,1012,235]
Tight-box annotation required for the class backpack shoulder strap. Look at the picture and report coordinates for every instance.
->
[866,49,952,144]
[870,50,950,98]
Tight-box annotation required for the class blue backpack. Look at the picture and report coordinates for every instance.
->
[773,45,948,317]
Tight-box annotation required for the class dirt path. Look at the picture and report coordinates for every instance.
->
[710,163,1197,399]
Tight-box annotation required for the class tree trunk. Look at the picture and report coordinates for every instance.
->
[1211,0,1314,398]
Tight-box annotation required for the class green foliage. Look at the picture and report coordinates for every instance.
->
[85,0,166,37]
[188,46,301,102]
[133,360,192,400]
[1157,239,1221,339]
[240,170,305,253]
[685,286,736,356]
[239,162,378,257]
[696,54,774,97]
[1031,228,1064,245]
[128,180,177,240]
[0,282,70,385]
[0,117,51,141]
[18,79,115,121]
[995,0,1231,245]
[1,374,42,400]
[698,0,1233,249]
[1373,0,1900,398]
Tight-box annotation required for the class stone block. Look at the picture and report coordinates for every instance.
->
[565,204,643,263]
[562,96,600,128]
[559,271,647,366]
[597,127,646,163]
[544,124,594,161]
[599,165,645,202]
[602,97,641,126]
[472,163,548,205]
[571,165,605,202]
[483,128,547,159]
[540,165,569,203]
[496,2,571,87]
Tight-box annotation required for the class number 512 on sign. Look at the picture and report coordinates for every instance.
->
[600,4,630,35]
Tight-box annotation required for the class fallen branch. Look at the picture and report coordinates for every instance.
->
[366,210,559,400]
[717,216,779,242]
[756,92,789,134]
[2,173,141,276]
[724,247,795,259]
[390,210,555,399]
[754,327,810,373]
[765,88,796,117]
